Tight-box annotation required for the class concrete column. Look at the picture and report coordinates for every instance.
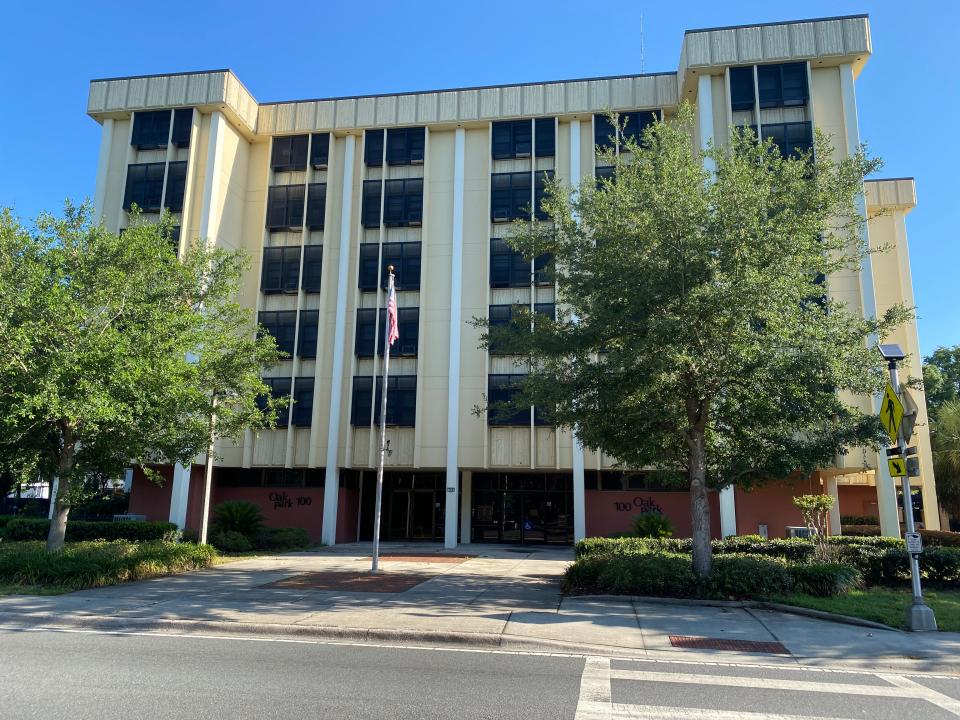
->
[826,477,842,536]
[460,470,472,544]
[168,463,191,529]
[123,468,134,493]
[92,118,114,223]
[569,118,586,542]
[697,74,715,173]
[198,111,225,247]
[839,63,900,538]
[719,485,737,537]
[321,133,357,546]
[444,127,466,548]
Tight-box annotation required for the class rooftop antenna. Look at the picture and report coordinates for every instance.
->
[640,13,646,74]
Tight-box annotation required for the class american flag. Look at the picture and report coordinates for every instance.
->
[386,281,399,347]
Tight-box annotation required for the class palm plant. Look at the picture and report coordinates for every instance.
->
[932,399,960,521]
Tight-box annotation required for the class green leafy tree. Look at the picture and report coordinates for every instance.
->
[0,203,284,551]
[923,345,960,419]
[792,494,835,561]
[478,105,908,576]
[931,399,960,520]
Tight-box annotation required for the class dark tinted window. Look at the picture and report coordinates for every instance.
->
[301,245,323,292]
[534,170,553,221]
[757,62,808,108]
[123,162,165,212]
[356,308,418,357]
[383,178,423,227]
[729,66,755,111]
[386,127,425,165]
[261,377,292,427]
[258,310,297,357]
[271,135,309,171]
[365,129,384,166]
[381,242,421,290]
[491,171,532,221]
[351,376,417,426]
[594,109,660,150]
[595,165,615,188]
[492,120,532,160]
[298,310,319,358]
[310,133,330,168]
[490,238,551,287]
[762,121,813,158]
[487,375,530,426]
[172,109,192,147]
[266,185,305,230]
[358,244,380,290]
[306,183,326,229]
[291,377,314,426]
[535,118,555,157]
[131,110,170,150]
[361,181,382,228]
[260,246,301,293]
[164,161,187,212]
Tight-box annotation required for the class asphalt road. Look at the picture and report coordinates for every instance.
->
[2,628,959,720]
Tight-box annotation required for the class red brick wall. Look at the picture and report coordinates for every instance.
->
[734,477,822,538]
[209,486,326,542]
[127,466,174,522]
[585,490,722,539]
[838,485,879,519]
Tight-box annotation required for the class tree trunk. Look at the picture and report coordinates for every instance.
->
[688,426,712,577]
[46,426,76,552]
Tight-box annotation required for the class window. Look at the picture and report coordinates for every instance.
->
[594,109,660,150]
[381,242,421,290]
[534,303,555,321]
[488,304,554,354]
[490,238,551,287]
[123,162,165,211]
[291,377,314,426]
[355,308,418,357]
[168,225,181,253]
[535,118,555,157]
[382,179,423,227]
[365,129,384,166]
[261,376,292,427]
[261,246,301,293]
[595,165,615,188]
[258,311,297,357]
[762,121,813,158]
[310,133,330,169]
[217,467,323,488]
[131,110,170,150]
[362,181,382,228]
[271,135,309,172]
[301,245,323,293]
[491,171,531,221]
[306,183,326,229]
[358,244,381,290]
[487,375,530,426]
[171,109,192,147]
[492,120,532,160]
[386,127,425,165]
[266,185,305,230]
[298,310,319,358]
[164,161,187,212]
[757,62,808,109]
[534,170,553,221]
[351,376,417,426]
[729,66,755,112]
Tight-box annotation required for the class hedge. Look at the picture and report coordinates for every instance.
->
[0,540,217,589]
[0,518,179,543]
[841,515,879,526]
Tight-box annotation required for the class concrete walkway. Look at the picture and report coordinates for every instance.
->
[1,543,958,675]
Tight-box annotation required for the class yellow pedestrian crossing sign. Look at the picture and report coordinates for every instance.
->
[880,383,904,444]
[888,456,907,477]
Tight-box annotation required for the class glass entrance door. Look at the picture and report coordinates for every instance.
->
[470,473,573,544]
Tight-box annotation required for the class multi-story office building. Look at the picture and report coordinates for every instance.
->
[86,13,941,546]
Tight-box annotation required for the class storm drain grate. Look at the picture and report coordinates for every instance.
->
[669,635,789,654]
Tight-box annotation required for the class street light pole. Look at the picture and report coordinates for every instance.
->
[880,345,937,631]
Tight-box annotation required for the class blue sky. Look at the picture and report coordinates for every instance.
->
[0,1,956,356]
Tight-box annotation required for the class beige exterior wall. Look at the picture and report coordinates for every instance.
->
[86,14,941,527]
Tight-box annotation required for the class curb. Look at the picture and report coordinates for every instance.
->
[571,594,900,632]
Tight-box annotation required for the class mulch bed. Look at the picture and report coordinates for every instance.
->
[265,571,432,593]
[669,635,789,654]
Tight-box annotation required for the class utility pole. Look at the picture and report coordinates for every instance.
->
[878,343,937,631]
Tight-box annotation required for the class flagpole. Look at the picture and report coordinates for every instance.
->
[371,265,395,573]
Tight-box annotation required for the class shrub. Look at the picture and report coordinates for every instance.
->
[211,501,264,538]
[564,552,697,596]
[1,518,178,543]
[841,525,881,537]
[179,529,199,544]
[255,527,311,551]
[212,530,253,553]
[708,554,794,599]
[841,515,879,526]
[562,556,609,593]
[631,512,673,539]
[919,530,960,548]
[792,494,835,561]
[0,540,217,589]
[791,562,861,596]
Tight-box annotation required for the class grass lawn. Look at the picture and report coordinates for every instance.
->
[776,588,960,632]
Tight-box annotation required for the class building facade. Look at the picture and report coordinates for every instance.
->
[86,13,941,546]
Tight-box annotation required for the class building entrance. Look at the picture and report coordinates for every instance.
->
[358,471,445,542]
[471,473,572,544]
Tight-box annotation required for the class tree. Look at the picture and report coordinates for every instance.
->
[931,399,960,520]
[0,203,284,551]
[478,105,908,576]
[923,345,960,419]
[792,494,835,561]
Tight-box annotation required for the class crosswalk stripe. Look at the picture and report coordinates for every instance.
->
[609,668,931,699]
[574,656,612,720]
[884,674,960,717]
[610,704,865,720]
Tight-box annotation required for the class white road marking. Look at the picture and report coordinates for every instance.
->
[574,656,612,720]
[885,674,960,716]
[609,705,862,720]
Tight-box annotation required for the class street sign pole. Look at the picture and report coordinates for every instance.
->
[885,354,937,631]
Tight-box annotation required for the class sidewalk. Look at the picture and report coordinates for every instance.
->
[1,543,958,675]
